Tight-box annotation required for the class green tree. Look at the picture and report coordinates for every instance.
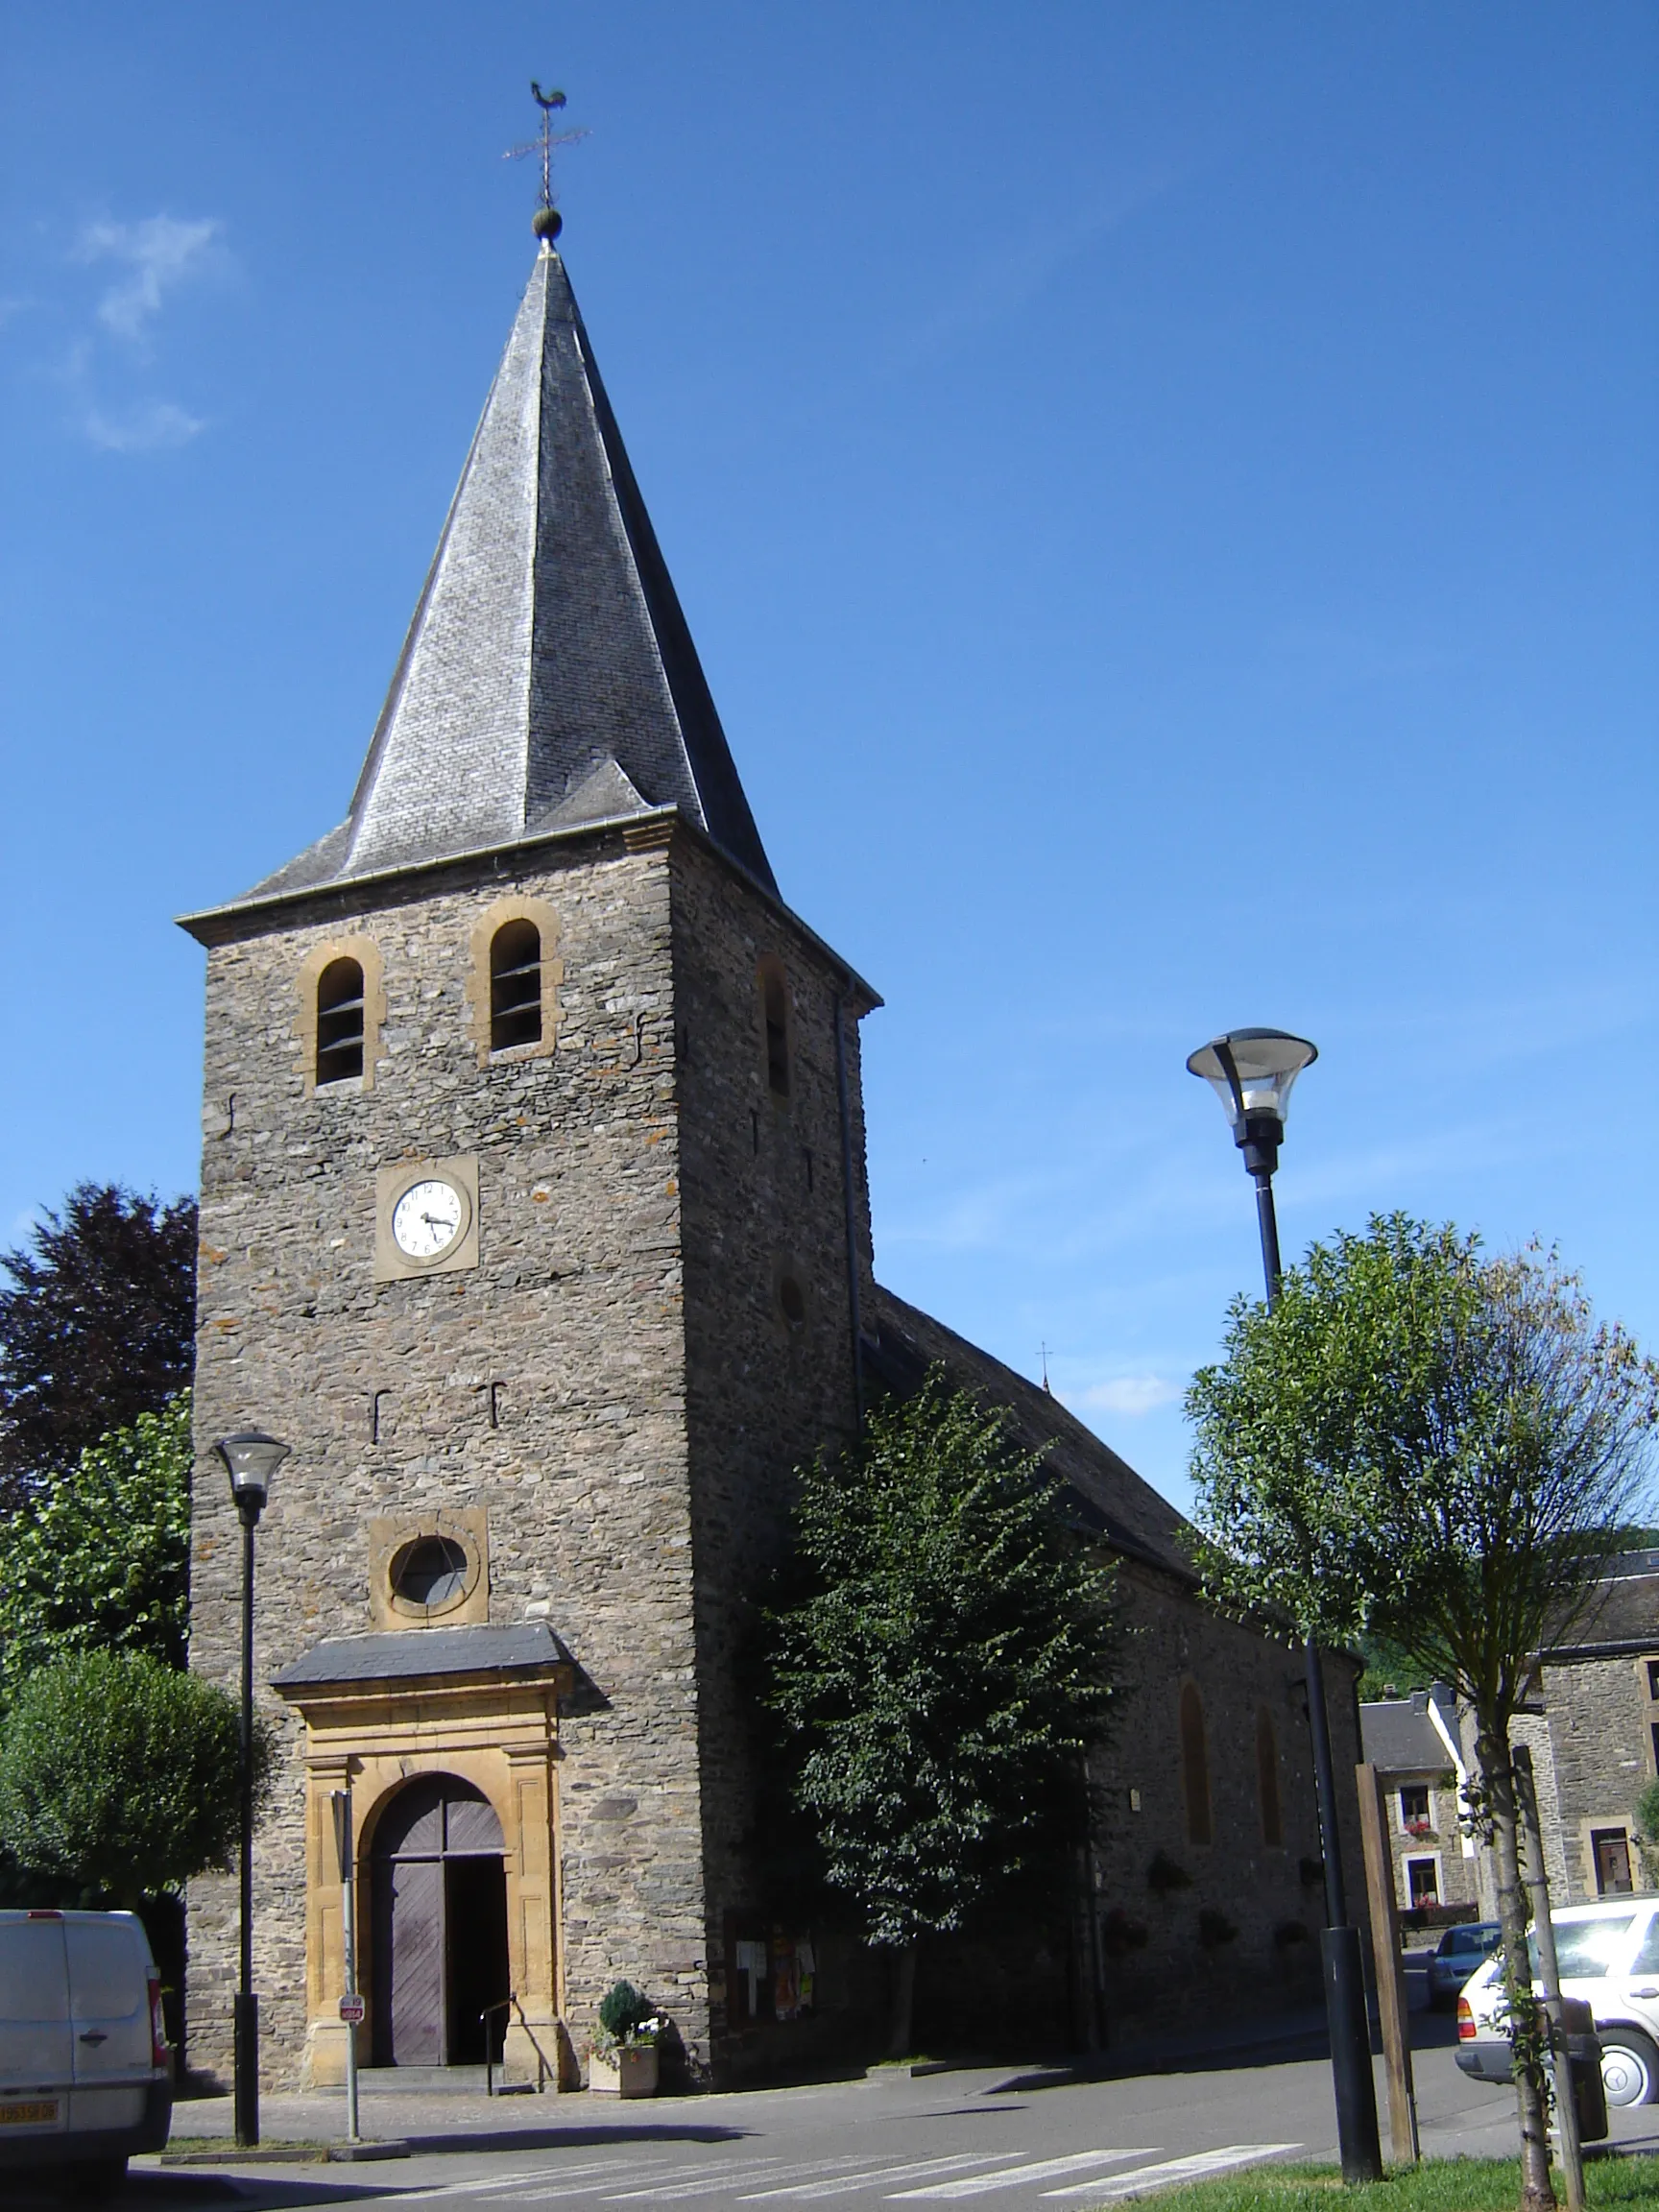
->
[0,1395,191,1708]
[1187,1215,1658,2212]
[0,1650,270,1908]
[1355,1631,1436,1703]
[0,1183,196,1507]
[764,1369,1116,2055]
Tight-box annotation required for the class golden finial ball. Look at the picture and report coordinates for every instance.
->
[532,204,563,242]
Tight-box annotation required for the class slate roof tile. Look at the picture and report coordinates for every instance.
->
[236,244,775,907]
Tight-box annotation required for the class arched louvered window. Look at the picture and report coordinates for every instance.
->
[316,957,366,1085]
[1257,1705,1284,1847]
[1180,1681,1213,1847]
[759,960,790,1100]
[490,919,541,1052]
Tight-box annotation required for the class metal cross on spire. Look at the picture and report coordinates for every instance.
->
[504,81,589,241]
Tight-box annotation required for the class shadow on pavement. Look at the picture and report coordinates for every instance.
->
[12,2182,380,2210]
[397,2123,750,2154]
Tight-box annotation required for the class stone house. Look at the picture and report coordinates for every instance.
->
[180,226,1365,2092]
[1492,1551,1659,1911]
[1358,1688,1479,1915]
[1363,1554,1659,1928]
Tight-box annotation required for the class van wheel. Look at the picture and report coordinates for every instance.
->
[1600,2032,1659,2106]
[60,2157,128,2200]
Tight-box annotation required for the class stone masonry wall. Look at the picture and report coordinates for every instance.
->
[1542,1655,1656,1901]
[668,835,878,2057]
[188,829,711,2086]
[1078,1562,1358,2034]
[908,1564,1369,2044]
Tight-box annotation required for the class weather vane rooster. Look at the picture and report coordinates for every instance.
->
[504,81,589,242]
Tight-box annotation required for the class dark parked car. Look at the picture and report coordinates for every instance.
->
[1428,1919,1503,2007]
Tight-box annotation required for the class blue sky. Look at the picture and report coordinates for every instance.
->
[2,4,1654,1509]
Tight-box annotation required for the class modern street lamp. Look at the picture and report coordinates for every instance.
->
[212,1429,291,2152]
[1187,1030,1382,2187]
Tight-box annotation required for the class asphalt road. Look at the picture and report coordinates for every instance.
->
[28,1955,1659,2209]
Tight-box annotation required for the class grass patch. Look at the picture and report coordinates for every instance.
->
[1134,2156,1659,2210]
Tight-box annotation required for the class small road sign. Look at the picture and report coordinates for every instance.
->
[339,1994,367,2026]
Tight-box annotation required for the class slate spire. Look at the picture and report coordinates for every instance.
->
[248,242,776,901]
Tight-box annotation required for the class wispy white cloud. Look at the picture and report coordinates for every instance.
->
[75,215,222,345]
[36,212,230,455]
[1069,1374,1182,1417]
[872,165,1180,385]
[83,398,205,453]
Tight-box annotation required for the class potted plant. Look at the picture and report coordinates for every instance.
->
[589,1981,663,2097]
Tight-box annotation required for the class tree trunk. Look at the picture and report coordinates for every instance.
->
[1477,1719,1556,2212]
[888,1942,918,2060]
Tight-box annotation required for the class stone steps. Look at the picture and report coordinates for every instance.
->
[355,2065,537,2095]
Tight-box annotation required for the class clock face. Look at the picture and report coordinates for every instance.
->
[391,1178,465,1262]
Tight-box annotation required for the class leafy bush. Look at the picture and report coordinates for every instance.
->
[764,1369,1116,1952]
[595,1980,659,2050]
[0,1396,191,1709]
[0,1649,272,1907]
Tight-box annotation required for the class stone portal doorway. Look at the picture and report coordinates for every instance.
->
[371,1775,510,2066]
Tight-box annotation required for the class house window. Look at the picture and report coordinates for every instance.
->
[1256,1706,1283,1847]
[1593,1829,1635,1896]
[1400,1785,1431,1836]
[1647,1659,1659,1702]
[1406,1855,1441,1909]
[1179,1682,1212,1847]
[758,959,790,1101]
[316,957,366,1084]
[490,919,541,1053]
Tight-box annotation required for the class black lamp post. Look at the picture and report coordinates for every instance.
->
[212,1429,291,2152]
[1187,1029,1382,2187]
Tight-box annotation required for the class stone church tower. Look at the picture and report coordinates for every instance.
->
[182,232,878,2089]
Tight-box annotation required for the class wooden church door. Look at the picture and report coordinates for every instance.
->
[371,1775,510,2066]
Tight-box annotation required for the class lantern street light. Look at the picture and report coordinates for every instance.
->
[1187,1030,1382,2187]
[212,1430,291,2151]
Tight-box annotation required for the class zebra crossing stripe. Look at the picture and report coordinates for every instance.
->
[1041,2144,1300,2200]
[740,2154,1015,2201]
[611,2157,879,2201]
[381,2154,761,2204]
[888,2150,1159,2199]
[467,2158,683,2194]
[606,2158,801,2194]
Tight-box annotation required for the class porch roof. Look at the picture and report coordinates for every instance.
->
[272,1622,570,1691]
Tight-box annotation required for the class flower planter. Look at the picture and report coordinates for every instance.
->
[589,2044,659,2098]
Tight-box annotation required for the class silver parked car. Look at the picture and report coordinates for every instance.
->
[1458,1895,1659,2106]
[1427,1919,1503,2008]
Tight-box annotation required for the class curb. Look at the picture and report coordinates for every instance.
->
[160,2142,411,2166]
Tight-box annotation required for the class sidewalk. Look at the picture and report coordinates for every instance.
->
[157,2012,1339,2157]
[160,2059,1023,2154]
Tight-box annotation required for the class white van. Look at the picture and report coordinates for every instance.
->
[0,1910,173,2184]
